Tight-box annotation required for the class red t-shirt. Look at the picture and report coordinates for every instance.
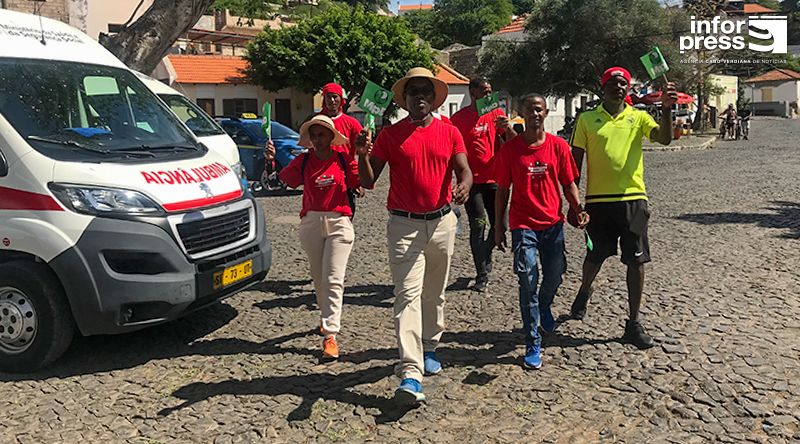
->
[279,151,360,218]
[371,117,466,214]
[451,106,506,184]
[494,133,579,231]
[322,112,363,158]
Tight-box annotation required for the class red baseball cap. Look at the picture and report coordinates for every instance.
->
[600,67,631,87]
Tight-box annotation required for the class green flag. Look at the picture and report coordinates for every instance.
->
[358,81,393,117]
[585,231,593,252]
[262,102,272,139]
[364,113,376,133]
[640,47,669,80]
[476,92,500,116]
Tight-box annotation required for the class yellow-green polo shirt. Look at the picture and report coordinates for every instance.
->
[570,104,659,203]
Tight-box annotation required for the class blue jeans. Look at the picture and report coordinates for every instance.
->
[512,224,567,348]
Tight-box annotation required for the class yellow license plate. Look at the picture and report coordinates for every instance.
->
[213,259,253,289]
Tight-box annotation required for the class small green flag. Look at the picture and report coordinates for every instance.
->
[640,47,669,80]
[364,113,376,133]
[585,231,594,252]
[476,92,500,116]
[358,81,393,117]
[262,102,272,139]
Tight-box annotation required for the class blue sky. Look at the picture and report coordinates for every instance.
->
[389,0,434,14]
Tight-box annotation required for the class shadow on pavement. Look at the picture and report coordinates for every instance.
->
[253,282,394,311]
[676,201,800,239]
[446,277,472,291]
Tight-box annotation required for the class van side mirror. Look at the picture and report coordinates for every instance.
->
[0,150,7,177]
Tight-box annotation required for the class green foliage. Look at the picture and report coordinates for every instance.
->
[479,0,689,97]
[245,4,435,95]
[402,0,514,48]
[758,0,781,11]
[511,0,535,15]
[212,0,386,20]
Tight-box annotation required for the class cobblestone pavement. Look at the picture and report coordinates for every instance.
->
[2,118,799,444]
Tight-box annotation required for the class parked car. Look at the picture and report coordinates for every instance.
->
[217,117,306,192]
[133,72,244,183]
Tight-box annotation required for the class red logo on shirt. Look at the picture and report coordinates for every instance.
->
[315,174,336,188]
[528,162,548,178]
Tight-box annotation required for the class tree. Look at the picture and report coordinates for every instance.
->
[478,0,687,98]
[99,0,218,73]
[402,0,514,48]
[511,0,535,15]
[245,4,435,98]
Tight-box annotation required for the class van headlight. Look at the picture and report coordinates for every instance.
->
[48,183,165,216]
[231,161,246,180]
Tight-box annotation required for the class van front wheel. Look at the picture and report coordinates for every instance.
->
[0,261,75,373]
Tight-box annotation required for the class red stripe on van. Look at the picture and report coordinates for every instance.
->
[162,190,243,212]
[0,186,64,211]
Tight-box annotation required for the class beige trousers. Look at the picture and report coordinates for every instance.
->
[387,211,458,381]
[299,211,355,336]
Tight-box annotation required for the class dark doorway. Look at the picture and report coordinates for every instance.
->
[197,99,215,116]
[275,99,292,128]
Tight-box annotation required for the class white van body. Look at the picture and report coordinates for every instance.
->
[133,72,241,170]
[0,10,271,372]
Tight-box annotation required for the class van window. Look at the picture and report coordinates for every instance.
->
[158,94,225,138]
[0,58,201,160]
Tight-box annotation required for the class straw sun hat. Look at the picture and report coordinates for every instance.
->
[298,115,348,148]
[391,67,448,111]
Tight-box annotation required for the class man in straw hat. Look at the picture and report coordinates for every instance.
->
[355,67,472,405]
[567,66,677,349]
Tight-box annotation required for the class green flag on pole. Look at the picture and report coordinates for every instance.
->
[358,80,393,117]
[476,92,500,116]
[262,102,272,139]
[640,47,669,80]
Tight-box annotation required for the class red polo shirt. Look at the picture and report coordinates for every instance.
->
[451,106,506,184]
[323,112,363,157]
[279,151,359,218]
[494,133,579,230]
[371,117,466,214]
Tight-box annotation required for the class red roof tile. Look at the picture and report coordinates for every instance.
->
[743,3,777,14]
[399,3,432,11]
[497,15,527,35]
[435,63,469,85]
[167,55,248,84]
[745,69,800,83]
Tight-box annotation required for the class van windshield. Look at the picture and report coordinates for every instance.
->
[0,58,201,159]
[158,93,225,137]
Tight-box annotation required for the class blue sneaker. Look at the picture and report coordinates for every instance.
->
[423,352,442,375]
[523,345,542,369]
[395,378,426,405]
[540,306,556,333]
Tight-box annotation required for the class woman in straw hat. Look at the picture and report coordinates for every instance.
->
[355,67,473,405]
[278,115,359,361]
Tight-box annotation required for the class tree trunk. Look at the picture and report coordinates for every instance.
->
[98,0,216,74]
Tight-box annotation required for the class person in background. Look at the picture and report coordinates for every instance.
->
[355,67,472,405]
[275,115,359,362]
[451,77,515,293]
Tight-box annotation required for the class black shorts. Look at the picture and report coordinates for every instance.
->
[585,200,651,265]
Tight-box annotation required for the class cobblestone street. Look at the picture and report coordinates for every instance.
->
[2,118,799,443]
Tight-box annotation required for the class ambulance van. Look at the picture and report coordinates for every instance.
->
[0,10,272,372]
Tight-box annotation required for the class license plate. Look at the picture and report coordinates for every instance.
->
[213,259,253,289]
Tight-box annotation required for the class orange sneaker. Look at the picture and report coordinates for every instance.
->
[322,336,339,361]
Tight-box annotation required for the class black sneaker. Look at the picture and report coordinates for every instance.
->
[472,279,488,293]
[569,289,592,320]
[622,319,655,349]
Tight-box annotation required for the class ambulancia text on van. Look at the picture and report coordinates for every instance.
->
[0,10,271,372]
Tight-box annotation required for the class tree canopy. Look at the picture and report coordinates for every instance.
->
[478,0,688,97]
[402,0,514,48]
[245,4,435,96]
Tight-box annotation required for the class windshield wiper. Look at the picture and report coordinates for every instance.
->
[135,143,200,152]
[28,136,155,158]
[28,135,112,155]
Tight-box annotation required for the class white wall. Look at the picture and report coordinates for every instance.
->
[746,81,800,103]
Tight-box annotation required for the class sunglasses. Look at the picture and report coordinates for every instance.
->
[406,86,434,96]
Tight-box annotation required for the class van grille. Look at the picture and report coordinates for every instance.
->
[176,208,250,255]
